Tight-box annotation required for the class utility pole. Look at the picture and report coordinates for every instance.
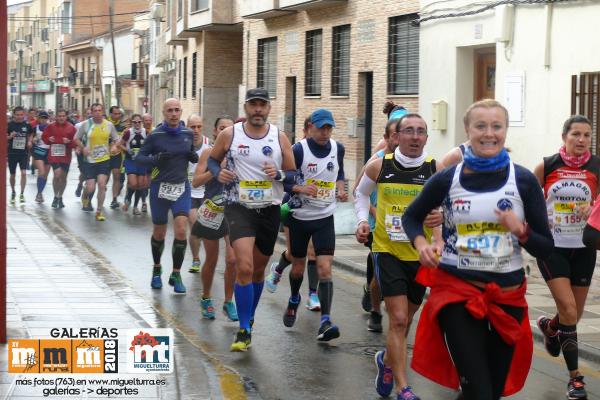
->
[109,0,121,107]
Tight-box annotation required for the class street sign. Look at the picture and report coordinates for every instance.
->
[58,86,70,94]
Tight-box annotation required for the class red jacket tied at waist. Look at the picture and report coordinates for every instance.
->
[411,268,532,397]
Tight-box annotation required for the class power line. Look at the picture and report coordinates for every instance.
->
[7,10,149,19]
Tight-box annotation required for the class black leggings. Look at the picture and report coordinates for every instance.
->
[438,302,524,400]
[583,224,600,250]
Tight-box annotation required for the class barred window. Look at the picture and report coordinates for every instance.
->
[331,25,351,96]
[257,37,277,97]
[191,0,209,12]
[305,29,322,96]
[178,59,182,98]
[192,52,197,99]
[388,14,419,95]
[183,57,188,99]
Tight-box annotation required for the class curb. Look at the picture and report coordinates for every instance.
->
[276,234,600,365]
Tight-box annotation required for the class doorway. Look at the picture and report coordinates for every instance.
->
[285,77,297,143]
[359,72,373,163]
[475,49,496,100]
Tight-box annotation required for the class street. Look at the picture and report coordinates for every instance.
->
[6,169,600,400]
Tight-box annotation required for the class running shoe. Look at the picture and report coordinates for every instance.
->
[51,197,59,209]
[223,301,238,321]
[374,350,394,397]
[537,316,561,357]
[317,319,340,341]
[168,273,186,293]
[368,311,383,333]
[283,296,301,327]
[35,193,44,203]
[567,375,587,399]
[230,329,251,352]
[265,262,282,293]
[399,386,421,400]
[58,198,65,209]
[10,192,16,205]
[306,291,321,311]
[19,194,25,203]
[362,283,372,313]
[132,207,141,216]
[95,211,106,221]
[200,298,216,319]
[110,199,120,209]
[189,260,201,273]
[151,273,163,289]
[122,199,130,212]
[82,203,94,212]
[141,203,148,213]
[75,183,82,197]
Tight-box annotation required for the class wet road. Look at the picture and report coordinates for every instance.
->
[11,170,600,400]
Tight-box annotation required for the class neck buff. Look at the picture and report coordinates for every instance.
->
[163,121,184,135]
[394,146,427,168]
[463,146,510,172]
[559,145,591,168]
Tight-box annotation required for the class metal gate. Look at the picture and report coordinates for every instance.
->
[572,73,600,154]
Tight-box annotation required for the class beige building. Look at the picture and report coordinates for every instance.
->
[240,0,421,186]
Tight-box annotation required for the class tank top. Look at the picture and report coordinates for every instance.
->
[543,153,600,248]
[292,138,339,220]
[372,153,436,261]
[440,162,525,274]
[189,138,211,199]
[123,127,147,160]
[225,122,283,208]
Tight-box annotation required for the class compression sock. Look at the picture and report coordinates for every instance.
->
[318,279,333,318]
[251,281,264,319]
[275,251,292,274]
[307,260,319,293]
[289,273,304,300]
[151,237,164,265]
[172,239,187,271]
[234,283,254,331]
[37,177,47,193]
[558,323,579,372]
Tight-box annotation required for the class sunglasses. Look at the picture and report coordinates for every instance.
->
[132,120,142,124]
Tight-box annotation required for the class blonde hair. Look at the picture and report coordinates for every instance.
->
[463,99,509,128]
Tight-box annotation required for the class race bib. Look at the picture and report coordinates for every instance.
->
[384,213,409,242]
[158,182,185,201]
[456,222,514,273]
[304,179,335,207]
[239,180,273,208]
[197,199,225,230]
[92,145,108,160]
[553,201,588,236]
[50,144,66,157]
[12,136,26,150]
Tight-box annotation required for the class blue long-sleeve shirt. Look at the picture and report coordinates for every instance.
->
[402,163,553,286]
[136,125,194,184]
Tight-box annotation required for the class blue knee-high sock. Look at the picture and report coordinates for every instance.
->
[37,177,47,194]
[251,281,265,319]
[234,283,254,331]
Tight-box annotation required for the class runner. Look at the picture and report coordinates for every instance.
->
[32,111,51,203]
[207,88,296,351]
[137,113,154,213]
[355,113,441,400]
[533,115,600,400]
[186,114,210,272]
[280,109,347,342]
[42,109,77,208]
[402,99,553,400]
[118,114,148,215]
[143,113,153,132]
[191,115,238,320]
[136,98,198,294]
[7,106,34,204]
[107,106,127,209]
[73,103,120,221]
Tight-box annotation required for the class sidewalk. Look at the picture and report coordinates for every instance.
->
[279,233,600,364]
[2,207,237,399]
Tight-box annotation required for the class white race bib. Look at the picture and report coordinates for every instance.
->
[197,199,225,230]
[456,223,514,273]
[553,202,588,236]
[12,137,26,150]
[239,180,273,209]
[92,145,108,160]
[304,179,335,207]
[384,213,409,242]
[158,182,185,201]
[50,144,66,157]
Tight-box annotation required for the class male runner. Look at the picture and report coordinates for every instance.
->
[7,106,34,203]
[107,106,127,209]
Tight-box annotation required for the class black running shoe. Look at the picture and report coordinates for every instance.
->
[110,199,120,209]
[361,283,372,313]
[367,311,383,333]
[567,375,587,399]
[537,316,561,357]
[317,320,340,341]
[283,296,301,327]
[51,197,59,209]
[58,198,65,209]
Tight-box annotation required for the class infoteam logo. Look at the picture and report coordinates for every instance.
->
[126,329,173,374]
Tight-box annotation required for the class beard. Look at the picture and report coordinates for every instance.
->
[248,115,267,128]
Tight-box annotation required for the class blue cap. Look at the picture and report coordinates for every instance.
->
[37,111,49,118]
[389,107,408,121]
[310,109,336,129]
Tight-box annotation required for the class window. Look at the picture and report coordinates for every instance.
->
[305,29,322,96]
[183,56,188,99]
[388,14,419,95]
[178,60,182,98]
[167,0,172,28]
[192,52,197,99]
[331,25,351,96]
[177,0,183,20]
[61,2,71,34]
[257,37,277,96]
[191,0,209,12]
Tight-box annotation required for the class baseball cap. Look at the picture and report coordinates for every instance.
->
[38,111,49,118]
[310,109,336,129]
[245,88,270,102]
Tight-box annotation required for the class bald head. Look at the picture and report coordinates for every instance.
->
[142,113,153,130]
[187,114,204,145]
[162,98,182,128]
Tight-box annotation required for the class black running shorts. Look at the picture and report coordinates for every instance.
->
[536,246,597,286]
[373,252,426,304]
[288,215,335,258]
[225,203,280,256]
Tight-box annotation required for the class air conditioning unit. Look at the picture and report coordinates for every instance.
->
[159,71,168,88]
[151,3,165,20]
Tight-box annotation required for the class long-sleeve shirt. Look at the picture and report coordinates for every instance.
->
[42,122,77,164]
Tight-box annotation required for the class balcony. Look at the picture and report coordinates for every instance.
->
[279,0,347,11]
[166,25,187,45]
[188,0,242,32]
[155,34,169,66]
[240,0,294,19]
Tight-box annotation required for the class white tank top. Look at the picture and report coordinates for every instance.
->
[293,138,339,221]
[189,135,211,199]
[226,122,283,208]
[440,162,525,274]
[34,125,49,149]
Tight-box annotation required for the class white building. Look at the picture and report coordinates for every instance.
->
[418,1,600,169]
